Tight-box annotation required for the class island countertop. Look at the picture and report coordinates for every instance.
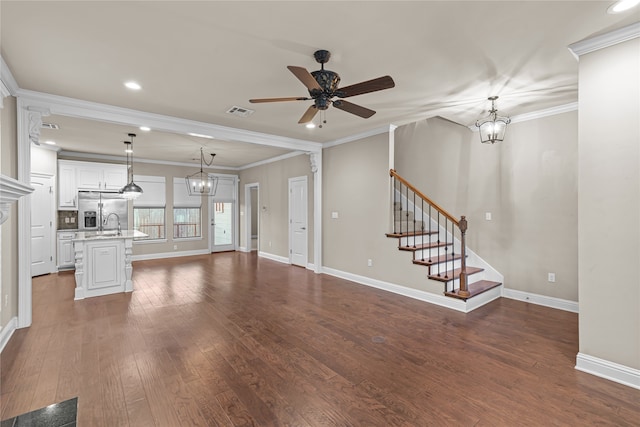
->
[73,230,148,241]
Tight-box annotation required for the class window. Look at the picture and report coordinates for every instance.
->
[133,175,166,241]
[173,177,201,239]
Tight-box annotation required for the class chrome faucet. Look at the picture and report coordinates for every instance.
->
[103,212,121,234]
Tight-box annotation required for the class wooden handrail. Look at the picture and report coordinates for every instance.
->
[390,169,459,226]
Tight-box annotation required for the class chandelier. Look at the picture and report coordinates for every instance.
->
[120,133,143,199]
[185,147,218,196]
[475,96,511,144]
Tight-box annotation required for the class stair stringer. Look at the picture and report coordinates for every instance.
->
[394,189,504,288]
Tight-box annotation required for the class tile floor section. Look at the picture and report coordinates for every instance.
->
[0,397,77,427]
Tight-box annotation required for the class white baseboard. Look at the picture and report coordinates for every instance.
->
[0,316,18,353]
[132,249,210,262]
[576,352,640,390]
[258,251,290,265]
[502,288,579,313]
[322,267,488,313]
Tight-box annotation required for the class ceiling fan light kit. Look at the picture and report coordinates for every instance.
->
[475,96,511,144]
[249,49,395,126]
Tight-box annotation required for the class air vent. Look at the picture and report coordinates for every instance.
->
[41,122,60,130]
[226,106,254,118]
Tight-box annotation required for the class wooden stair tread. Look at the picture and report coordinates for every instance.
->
[428,266,483,282]
[386,230,439,238]
[412,253,463,266]
[444,280,502,301]
[398,241,451,251]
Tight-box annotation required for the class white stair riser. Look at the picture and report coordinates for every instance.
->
[432,274,484,292]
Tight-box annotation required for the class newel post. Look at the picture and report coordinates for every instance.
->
[458,216,470,297]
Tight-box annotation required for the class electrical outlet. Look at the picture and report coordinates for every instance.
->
[173,244,178,250]
[548,272,556,283]
[367,259,373,267]
[485,212,492,221]
[332,211,339,219]
[70,217,75,223]
[65,217,70,223]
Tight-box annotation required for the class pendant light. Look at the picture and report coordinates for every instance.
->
[475,96,511,144]
[120,133,143,199]
[185,147,218,196]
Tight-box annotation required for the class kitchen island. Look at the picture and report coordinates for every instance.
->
[73,230,147,300]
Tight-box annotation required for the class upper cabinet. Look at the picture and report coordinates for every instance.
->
[76,163,127,191]
[58,161,78,209]
[58,160,127,209]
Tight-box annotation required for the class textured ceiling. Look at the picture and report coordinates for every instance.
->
[1,1,638,166]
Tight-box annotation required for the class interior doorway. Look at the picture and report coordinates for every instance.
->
[30,173,56,277]
[288,176,308,267]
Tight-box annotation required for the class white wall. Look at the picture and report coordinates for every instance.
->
[395,113,578,301]
[577,37,640,371]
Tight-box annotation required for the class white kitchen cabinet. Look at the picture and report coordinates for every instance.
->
[58,161,78,209]
[57,231,76,269]
[102,164,128,190]
[58,160,127,208]
[76,162,126,191]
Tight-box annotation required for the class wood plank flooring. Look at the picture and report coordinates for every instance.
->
[1,252,639,426]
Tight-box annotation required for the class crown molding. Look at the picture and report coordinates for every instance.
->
[568,22,640,60]
[323,125,394,149]
[0,55,19,95]
[238,150,306,170]
[467,102,578,131]
[58,150,239,171]
[15,89,323,153]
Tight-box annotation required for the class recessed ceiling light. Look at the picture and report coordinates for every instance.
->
[607,0,640,13]
[44,140,56,145]
[124,81,141,90]
[139,126,151,131]
[305,123,316,129]
[188,132,214,139]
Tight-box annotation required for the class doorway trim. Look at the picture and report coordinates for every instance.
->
[30,172,56,276]
[208,173,239,253]
[243,182,259,253]
[288,175,308,267]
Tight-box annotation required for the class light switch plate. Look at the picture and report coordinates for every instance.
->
[331,211,339,219]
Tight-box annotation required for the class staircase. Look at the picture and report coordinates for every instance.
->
[387,170,502,306]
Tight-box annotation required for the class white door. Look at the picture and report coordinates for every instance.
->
[210,175,237,253]
[31,174,55,276]
[289,176,308,267]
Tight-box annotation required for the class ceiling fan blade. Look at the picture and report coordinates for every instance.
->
[298,105,319,124]
[338,75,395,98]
[249,96,310,103]
[287,66,322,91]
[332,100,376,119]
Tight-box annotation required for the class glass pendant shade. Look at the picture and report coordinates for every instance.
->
[120,133,143,199]
[475,96,511,144]
[185,148,218,196]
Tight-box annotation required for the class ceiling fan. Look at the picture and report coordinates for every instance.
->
[249,49,395,125]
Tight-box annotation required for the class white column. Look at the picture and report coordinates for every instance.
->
[16,100,49,328]
[310,150,322,273]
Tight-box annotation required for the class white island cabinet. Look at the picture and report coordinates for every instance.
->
[73,230,146,300]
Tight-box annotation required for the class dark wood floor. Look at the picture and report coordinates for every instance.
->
[1,252,639,426]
